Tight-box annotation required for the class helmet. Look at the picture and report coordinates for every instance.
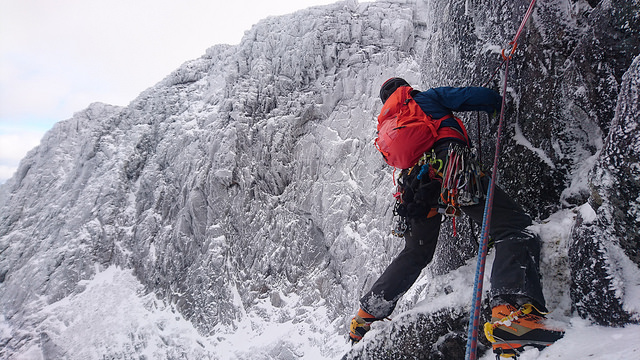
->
[379,77,410,104]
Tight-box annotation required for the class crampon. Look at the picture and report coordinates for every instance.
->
[484,303,564,359]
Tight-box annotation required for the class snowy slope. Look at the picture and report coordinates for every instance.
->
[1,0,639,359]
[3,209,637,359]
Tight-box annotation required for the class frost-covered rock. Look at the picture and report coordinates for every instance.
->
[0,0,639,359]
[343,307,473,360]
[570,54,640,326]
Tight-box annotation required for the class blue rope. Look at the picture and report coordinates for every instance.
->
[464,1,538,357]
[464,176,497,359]
[464,41,513,360]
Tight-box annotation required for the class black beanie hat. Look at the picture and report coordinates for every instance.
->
[379,77,410,104]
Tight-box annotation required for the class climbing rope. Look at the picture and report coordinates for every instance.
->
[464,1,538,359]
[502,0,538,61]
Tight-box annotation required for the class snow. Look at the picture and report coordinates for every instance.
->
[2,208,639,360]
[1,0,639,359]
[513,120,556,169]
[491,319,640,360]
[4,266,216,359]
[0,265,347,359]
[577,203,597,224]
[560,150,600,207]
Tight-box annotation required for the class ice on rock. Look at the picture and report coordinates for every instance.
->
[1,0,639,359]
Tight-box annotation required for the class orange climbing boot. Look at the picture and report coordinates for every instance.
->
[484,304,564,357]
[348,309,379,344]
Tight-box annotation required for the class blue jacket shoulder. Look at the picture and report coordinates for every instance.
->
[413,87,502,118]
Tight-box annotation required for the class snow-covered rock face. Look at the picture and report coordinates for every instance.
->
[570,55,640,326]
[0,0,639,358]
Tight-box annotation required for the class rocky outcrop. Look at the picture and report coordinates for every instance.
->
[343,308,477,360]
[569,55,640,326]
[0,0,638,358]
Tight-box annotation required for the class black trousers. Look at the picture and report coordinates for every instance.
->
[360,175,546,319]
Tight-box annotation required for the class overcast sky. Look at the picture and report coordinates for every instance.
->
[0,0,356,183]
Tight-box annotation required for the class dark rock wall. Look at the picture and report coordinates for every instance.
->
[1,0,639,358]
[570,55,640,326]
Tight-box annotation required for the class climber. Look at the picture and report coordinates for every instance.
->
[348,78,564,357]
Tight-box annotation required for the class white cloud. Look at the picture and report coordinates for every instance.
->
[0,0,343,184]
[0,131,42,161]
[1,0,343,112]
[0,165,17,184]
[0,129,44,183]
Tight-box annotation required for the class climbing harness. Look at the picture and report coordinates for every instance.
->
[392,145,485,238]
[391,150,444,238]
[464,1,539,359]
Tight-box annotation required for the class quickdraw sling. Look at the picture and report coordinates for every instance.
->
[391,144,486,238]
